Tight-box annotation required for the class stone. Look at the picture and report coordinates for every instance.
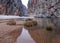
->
[27,0,60,17]
[0,0,27,16]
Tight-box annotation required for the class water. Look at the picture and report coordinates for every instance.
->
[17,27,36,43]
[37,18,60,33]
[17,18,60,43]
[0,15,60,42]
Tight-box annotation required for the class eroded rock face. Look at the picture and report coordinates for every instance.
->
[0,4,6,15]
[0,0,27,16]
[27,0,60,17]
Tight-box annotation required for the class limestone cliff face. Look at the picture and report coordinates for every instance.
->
[27,0,60,17]
[0,0,26,16]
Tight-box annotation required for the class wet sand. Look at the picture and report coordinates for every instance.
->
[0,20,23,43]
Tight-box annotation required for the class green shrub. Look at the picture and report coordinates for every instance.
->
[7,20,16,25]
[25,19,33,21]
[24,19,37,27]
[46,26,53,31]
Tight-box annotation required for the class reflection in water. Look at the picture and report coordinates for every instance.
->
[17,27,36,43]
[17,18,60,43]
[36,18,60,33]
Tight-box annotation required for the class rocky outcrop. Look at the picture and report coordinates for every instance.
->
[27,0,60,17]
[0,0,27,16]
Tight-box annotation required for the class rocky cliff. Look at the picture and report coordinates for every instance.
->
[0,0,27,16]
[27,0,60,17]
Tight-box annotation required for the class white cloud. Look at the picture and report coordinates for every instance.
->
[21,0,29,8]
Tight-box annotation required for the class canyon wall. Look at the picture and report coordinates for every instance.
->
[1,0,60,17]
[0,0,27,16]
[27,0,60,17]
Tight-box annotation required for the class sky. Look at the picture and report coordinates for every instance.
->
[21,0,29,8]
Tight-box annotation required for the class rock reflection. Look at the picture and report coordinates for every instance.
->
[17,18,60,43]
[17,27,36,43]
